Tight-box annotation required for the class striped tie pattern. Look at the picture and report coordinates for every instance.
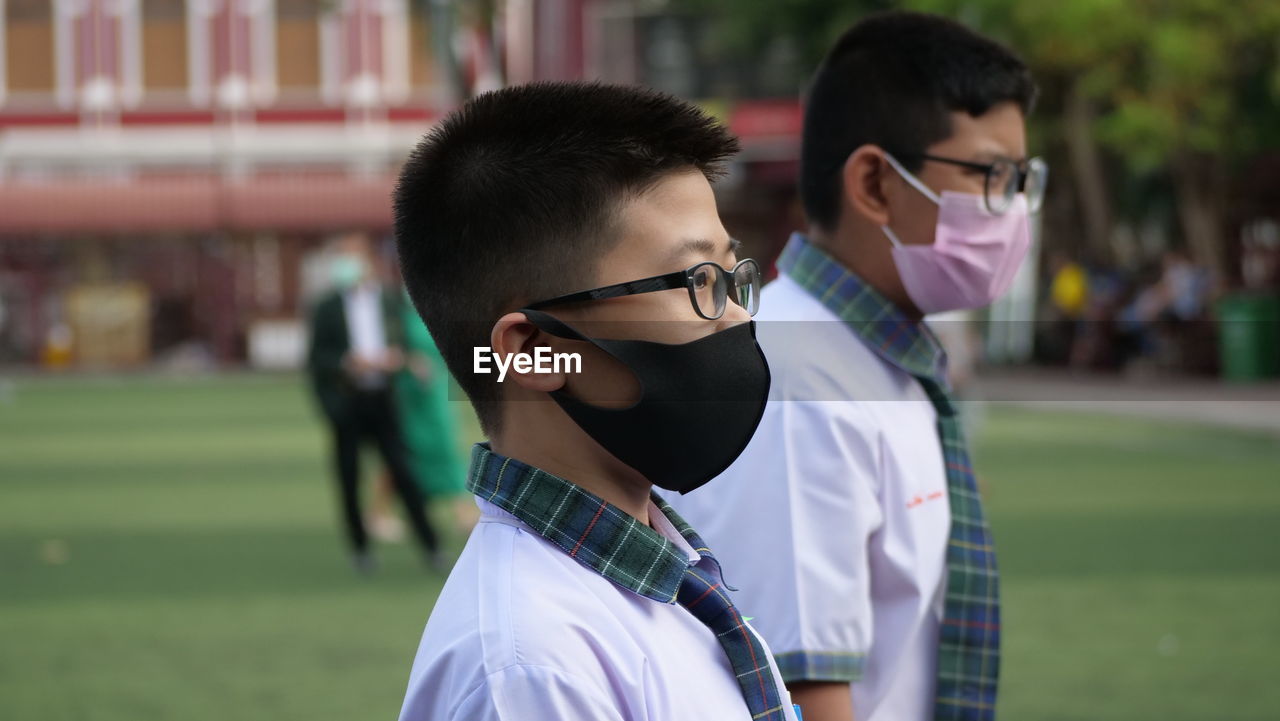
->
[917,376,1001,721]
[677,563,790,721]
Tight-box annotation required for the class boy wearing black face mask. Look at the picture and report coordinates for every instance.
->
[669,12,1044,721]
[393,82,797,721]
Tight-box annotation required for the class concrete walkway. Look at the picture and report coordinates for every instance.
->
[972,368,1280,437]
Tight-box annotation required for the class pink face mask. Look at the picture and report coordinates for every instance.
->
[881,153,1031,315]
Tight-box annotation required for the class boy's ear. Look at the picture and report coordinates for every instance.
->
[841,144,894,227]
[489,312,568,392]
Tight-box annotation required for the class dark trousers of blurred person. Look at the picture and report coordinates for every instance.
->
[330,387,441,570]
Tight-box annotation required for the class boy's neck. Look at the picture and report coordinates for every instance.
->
[490,428,654,525]
[808,222,923,321]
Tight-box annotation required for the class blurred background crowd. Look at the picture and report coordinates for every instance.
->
[0,0,1277,380]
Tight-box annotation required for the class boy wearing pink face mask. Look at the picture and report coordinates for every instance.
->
[666,11,1045,721]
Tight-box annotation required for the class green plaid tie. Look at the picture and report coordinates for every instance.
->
[916,377,1001,721]
[677,563,789,721]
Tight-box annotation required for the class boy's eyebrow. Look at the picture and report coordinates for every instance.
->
[668,237,739,265]
[972,149,1028,164]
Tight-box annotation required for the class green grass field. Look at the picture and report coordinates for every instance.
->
[2,374,1278,720]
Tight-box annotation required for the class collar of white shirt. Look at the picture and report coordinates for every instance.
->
[466,442,713,604]
[777,232,949,387]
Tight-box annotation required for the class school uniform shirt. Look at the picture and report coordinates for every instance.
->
[398,444,798,721]
[668,234,984,721]
[342,281,389,389]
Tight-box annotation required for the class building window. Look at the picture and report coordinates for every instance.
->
[143,0,188,91]
[276,0,319,92]
[3,0,60,99]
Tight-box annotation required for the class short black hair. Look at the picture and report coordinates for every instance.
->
[800,11,1037,232]
[394,81,739,434]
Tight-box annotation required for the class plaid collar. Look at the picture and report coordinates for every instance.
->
[777,232,949,386]
[467,443,712,604]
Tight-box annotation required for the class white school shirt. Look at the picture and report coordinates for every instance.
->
[398,497,799,721]
[341,282,388,389]
[666,273,951,721]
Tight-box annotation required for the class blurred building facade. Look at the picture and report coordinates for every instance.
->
[0,0,802,368]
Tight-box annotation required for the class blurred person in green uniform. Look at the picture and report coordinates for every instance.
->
[366,289,476,544]
[395,292,479,534]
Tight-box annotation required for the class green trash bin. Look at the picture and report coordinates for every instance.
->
[1217,293,1280,381]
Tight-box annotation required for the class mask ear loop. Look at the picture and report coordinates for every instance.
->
[880,152,942,248]
[518,308,588,341]
[882,152,942,204]
[516,308,649,412]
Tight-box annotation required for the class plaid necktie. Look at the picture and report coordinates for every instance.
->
[915,376,1001,721]
[677,563,789,721]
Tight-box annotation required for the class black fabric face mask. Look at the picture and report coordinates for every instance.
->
[519,309,771,494]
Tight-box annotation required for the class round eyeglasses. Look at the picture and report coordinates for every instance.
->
[525,258,762,320]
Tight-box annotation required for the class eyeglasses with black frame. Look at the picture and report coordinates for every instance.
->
[525,258,762,320]
[894,152,1048,216]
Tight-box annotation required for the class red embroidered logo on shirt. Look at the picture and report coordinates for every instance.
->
[907,491,946,509]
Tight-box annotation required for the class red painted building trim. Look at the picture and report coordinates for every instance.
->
[728,99,804,140]
[0,173,398,233]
